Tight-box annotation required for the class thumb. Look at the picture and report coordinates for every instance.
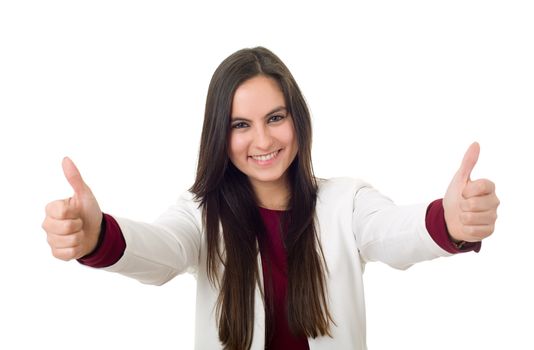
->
[455,141,480,183]
[62,157,87,196]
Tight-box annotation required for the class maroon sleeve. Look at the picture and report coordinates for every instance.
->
[425,199,481,254]
[77,213,126,268]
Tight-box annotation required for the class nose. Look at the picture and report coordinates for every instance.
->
[254,124,274,151]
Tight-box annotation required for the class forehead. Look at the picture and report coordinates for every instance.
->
[231,75,285,118]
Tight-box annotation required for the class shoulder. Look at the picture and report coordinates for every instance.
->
[315,177,375,212]
[316,177,371,198]
[177,190,201,207]
[155,190,203,228]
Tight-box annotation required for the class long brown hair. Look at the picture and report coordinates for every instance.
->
[190,47,333,350]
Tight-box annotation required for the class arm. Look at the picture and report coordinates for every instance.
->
[98,193,202,285]
[352,186,451,270]
[42,158,202,286]
[353,142,498,269]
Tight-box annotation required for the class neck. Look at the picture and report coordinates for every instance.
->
[250,176,291,211]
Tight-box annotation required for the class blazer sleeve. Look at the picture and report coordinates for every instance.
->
[352,186,452,270]
[102,191,203,285]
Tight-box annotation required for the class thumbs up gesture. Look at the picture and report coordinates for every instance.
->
[42,158,103,260]
[443,142,500,243]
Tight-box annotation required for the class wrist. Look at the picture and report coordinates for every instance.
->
[81,215,106,259]
[450,236,466,249]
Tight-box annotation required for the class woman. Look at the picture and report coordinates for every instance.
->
[42,47,499,350]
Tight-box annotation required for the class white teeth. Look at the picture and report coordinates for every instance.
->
[251,150,278,161]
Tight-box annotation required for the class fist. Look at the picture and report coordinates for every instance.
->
[42,157,103,260]
[443,142,500,243]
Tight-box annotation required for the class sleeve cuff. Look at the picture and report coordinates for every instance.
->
[77,213,126,268]
[425,199,481,254]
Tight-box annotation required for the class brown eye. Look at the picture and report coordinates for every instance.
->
[232,122,249,129]
[268,115,285,123]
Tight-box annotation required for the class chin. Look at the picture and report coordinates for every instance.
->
[249,172,286,184]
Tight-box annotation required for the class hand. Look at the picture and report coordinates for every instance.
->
[443,142,500,243]
[42,157,103,260]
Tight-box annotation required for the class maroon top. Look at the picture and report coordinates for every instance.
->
[426,199,481,253]
[257,207,309,349]
[78,199,481,349]
[78,213,126,268]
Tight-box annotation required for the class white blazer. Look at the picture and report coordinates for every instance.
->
[103,177,452,349]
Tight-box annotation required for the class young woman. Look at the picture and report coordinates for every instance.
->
[42,47,499,350]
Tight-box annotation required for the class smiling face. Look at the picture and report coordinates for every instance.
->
[228,75,298,192]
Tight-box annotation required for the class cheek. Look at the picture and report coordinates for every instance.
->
[281,124,297,149]
[285,126,299,160]
[229,134,249,161]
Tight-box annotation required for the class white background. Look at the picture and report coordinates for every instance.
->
[1,1,533,349]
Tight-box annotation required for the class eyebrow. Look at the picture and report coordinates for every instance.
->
[231,106,287,122]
